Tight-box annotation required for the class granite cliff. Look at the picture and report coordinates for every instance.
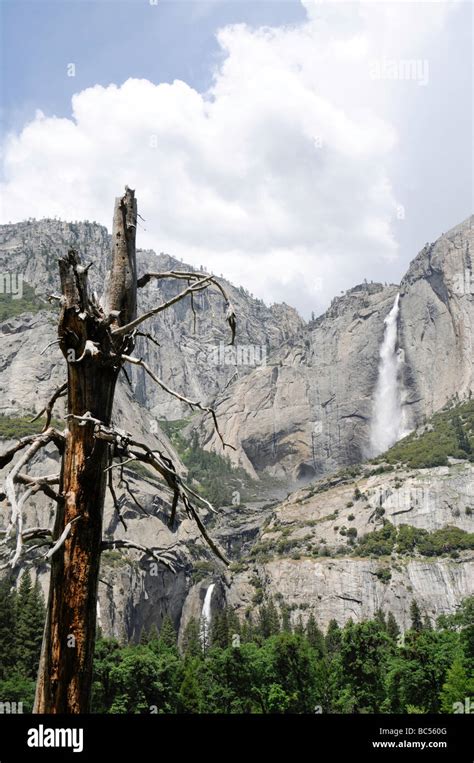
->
[0,214,472,641]
[196,216,474,483]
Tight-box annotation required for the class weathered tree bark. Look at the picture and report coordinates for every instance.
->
[34,188,137,713]
[16,186,234,713]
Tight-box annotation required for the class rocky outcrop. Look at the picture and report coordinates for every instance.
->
[2,215,472,484]
[261,461,474,542]
[197,216,474,482]
[195,283,399,480]
[225,556,473,633]
[1,215,473,643]
[399,215,474,419]
[209,461,474,633]
[95,459,474,637]
[0,220,303,421]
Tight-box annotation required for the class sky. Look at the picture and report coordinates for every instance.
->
[0,0,472,318]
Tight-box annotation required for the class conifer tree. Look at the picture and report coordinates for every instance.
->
[306,613,326,658]
[267,598,281,636]
[139,626,152,645]
[422,614,432,631]
[22,576,45,678]
[280,603,291,633]
[179,658,202,713]
[258,598,280,638]
[295,614,305,636]
[241,614,255,643]
[375,608,386,630]
[440,656,473,712]
[227,608,241,642]
[210,609,229,648]
[326,619,342,655]
[157,615,178,651]
[0,575,17,679]
[15,570,45,678]
[257,602,269,638]
[410,600,423,632]
[182,618,202,658]
[386,612,400,641]
[452,414,471,455]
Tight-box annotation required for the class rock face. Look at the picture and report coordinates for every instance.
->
[0,218,301,642]
[226,557,472,632]
[0,219,303,421]
[1,214,473,643]
[214,462,474,632]
[1,216,472,479]
[399,215,474,419]
[23,429,473,643]
[195,282,399,481]
[197,216,474,482]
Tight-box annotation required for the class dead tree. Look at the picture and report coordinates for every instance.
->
[0,187,235,713]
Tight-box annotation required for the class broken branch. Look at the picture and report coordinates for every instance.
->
[107,448,128,532]
[44,516,81,560]
[101,539,177,573]
[121,354,235,450]
[30,381,67,432]
[135,270,236,344]
[111,276,213,337]
[0,428,64,470]
[91,422,229,564]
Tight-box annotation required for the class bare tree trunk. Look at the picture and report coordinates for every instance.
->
[34,189,137,713]
[23,186,231,712]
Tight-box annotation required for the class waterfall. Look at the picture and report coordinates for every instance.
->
[200,583,215,644]
[370,293,406,456]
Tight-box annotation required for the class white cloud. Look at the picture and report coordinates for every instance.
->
[0,0,460,317]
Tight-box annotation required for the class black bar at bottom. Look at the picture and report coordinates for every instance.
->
[0,713,472,761]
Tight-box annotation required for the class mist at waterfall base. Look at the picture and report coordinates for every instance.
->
[369,293,408,457]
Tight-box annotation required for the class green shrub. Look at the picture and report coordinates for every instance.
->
[416,526,474,556]
[0,282,53,322]
[356,523,397,557]
[191,560,215,583]
[356,523,474,558]
[375,567,391,584]
[375,401,474,468]
[0,414,62,439]
[276,538,300,554]
[396,524,421,554]
[158,426,258,507]
[101,550,131,568]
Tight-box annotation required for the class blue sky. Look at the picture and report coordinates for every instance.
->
[0,0,472,317]
[1,0,305,131]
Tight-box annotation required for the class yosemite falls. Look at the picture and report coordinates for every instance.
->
[370,293,407,456]
[200,583,215,643]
